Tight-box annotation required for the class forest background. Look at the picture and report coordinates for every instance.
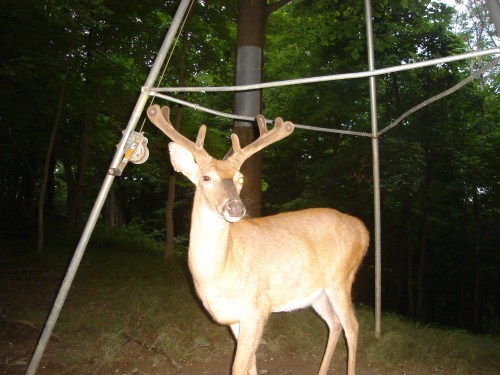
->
[1,0,499,336]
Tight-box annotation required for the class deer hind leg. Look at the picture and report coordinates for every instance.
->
[230,319,263,375]
[312,291,343,375]
[325,285,358,375]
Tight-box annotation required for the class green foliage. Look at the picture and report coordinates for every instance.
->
[92,220,163,252]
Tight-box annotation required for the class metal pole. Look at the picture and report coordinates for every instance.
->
[364,0,382,339]
[152,92,373,137]
[25,1,192,374]
[151,48,500,93]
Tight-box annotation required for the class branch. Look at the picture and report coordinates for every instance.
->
[378,57,500,136]
[265,0,292,18]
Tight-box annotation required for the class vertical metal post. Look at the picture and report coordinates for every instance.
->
[364,0,382,339]
[25,1,192,374]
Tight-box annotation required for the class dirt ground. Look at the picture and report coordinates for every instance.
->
[0,263,450,375]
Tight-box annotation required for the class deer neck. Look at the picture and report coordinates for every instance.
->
[187,191,231,282]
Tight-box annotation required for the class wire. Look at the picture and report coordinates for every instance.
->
[378,57,500,136]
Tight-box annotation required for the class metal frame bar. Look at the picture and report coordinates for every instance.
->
[149,48,500,93]
[24,1,193,374]
[148,91,373,137]
[364,0,382,339]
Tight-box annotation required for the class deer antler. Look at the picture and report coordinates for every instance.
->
[148,105,294,169]
[227,115,294,169]
[147,105,212,167]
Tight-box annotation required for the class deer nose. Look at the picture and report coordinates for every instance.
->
[224,199,246,222]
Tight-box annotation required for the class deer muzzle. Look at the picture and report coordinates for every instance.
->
[223,199,246,223]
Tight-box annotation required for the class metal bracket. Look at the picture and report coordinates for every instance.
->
[108,131,149,176]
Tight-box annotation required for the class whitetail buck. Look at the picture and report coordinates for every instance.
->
[147,105,369,375]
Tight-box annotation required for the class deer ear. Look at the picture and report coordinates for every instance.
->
[168,142,200,184]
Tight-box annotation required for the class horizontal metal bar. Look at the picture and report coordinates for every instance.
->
[150,48,500,93]
[150,93,371,137]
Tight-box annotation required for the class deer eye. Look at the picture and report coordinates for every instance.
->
[237,176,244,185]
[202,175,211,182]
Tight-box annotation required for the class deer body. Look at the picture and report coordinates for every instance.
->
[147,105,369,375]
[191,207,367,323]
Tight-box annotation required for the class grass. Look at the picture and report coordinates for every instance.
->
[12,223,500,374]
[361,312,500,373]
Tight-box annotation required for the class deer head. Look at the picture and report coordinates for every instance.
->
[146,105,294,223]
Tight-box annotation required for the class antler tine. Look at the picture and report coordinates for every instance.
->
[230,133,242,153]
[195,124,207,150]
[228,115,294,168]
[147,105,212,165]
[256,115,269,135]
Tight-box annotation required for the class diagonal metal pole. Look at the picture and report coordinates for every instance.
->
[25,1,192,374]
[364,0,382,339]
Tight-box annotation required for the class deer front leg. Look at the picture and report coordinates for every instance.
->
[230,316,265,375]
[230,323,257,375]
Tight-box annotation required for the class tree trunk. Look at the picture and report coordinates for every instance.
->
[416,165,431,318]
[5,131,36,206]
[46,157,57,214]
[66,77,103,234]
[103,183,124,227]
[165,174,177,261]
[473,188,481,330]
[37,67,69,254]
[164,8,192,262]
[416,211,428,319]
[62,154,75,216]
[233,0,266,218]
[457,197,469,327]
[233,0,291,217]
[165,103,185,262]
[406,213,415,317]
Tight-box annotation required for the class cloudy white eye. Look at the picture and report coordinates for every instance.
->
[237,176,244,185]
